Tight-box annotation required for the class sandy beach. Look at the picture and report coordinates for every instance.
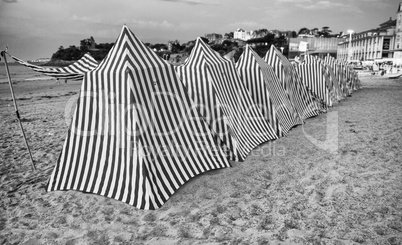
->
[0,65,401,244]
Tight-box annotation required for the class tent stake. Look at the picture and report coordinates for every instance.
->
[1,50,36,171]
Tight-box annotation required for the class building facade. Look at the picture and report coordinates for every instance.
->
[337,18,396,61]
[288,37,343,60]
[204,33,223,43]
[393,2,402,58]
[234,29,254,41]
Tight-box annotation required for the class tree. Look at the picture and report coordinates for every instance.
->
[80,37,95,51]
[224,32,234,39]
[150,43,168,51]
[200,37,209,44]
[298,27,310,35]
[168,40,184,53]
[318,26,332,37]
[246,33,275,44]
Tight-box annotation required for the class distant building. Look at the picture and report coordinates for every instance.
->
[394,2,402,58]
[29,58,51,63]
[234,29,255,41]
[204,33,223,43]
[288,37,343,60]
[337,17,396,61]
[297,34,316,38]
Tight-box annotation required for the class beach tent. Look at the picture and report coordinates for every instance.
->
[325,54,363,94]
[47,25,231,210]
[11,53,98,81]
[323,55,351,96]
[264,45,323,120]
[175,38,278,162]
[312,56,344,102]
[342,61,362,91]
[236,45,301,135]
[321,63,343,103]
[295,55,332,108]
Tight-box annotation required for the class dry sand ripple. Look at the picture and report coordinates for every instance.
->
[0,76,401,244]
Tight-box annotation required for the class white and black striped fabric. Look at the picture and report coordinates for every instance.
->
[236,45,301,135]
[264,45,323,120]
[324,55,350,97]
[295,57,332,108]
[47,25,231,210]
[175,38,278,162]
[320,59,343,103]
[339,60,361,92]
[318,56,344,102]
[11,53,98,81]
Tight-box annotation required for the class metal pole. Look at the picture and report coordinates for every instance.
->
[1,51,36,171]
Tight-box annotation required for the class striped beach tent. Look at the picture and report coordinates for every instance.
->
[314,56,344,102]
[264,45,323,120]
[341,60,362,91]
[324,55,350,97]
[236,45,301,136]
[338,60,354,95]
[295,56,332,108]
[323,54,345,97]
[11,53,98,81]
[175,38,278,162]
[47,25,231,210]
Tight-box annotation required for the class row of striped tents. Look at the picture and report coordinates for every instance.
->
[236,45,302,135]
[295,56,332,108]
[11,53,99,81]
[264,45,324,121]
[175,38,278,162]
[47,25,231,210]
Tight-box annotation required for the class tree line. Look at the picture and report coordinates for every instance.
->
[49,26,337,63]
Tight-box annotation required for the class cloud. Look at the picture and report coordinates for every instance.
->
[227,20,265,29]
[274,0,360,12]
[291,0,362,13]
[275,0,311,2]
[128,19,174,29]
[71,15,101,23]
[159,0,220,5]
[2,0,17,3]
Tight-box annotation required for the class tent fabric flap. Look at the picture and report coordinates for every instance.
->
[11,53,99,81]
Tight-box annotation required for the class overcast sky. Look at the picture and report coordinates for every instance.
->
[0,0,399,60]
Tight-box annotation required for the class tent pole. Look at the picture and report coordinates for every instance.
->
[1,51,36,171]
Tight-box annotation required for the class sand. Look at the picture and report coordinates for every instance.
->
[0,65,401,244]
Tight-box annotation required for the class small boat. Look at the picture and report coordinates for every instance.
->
[386,73,402,79]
